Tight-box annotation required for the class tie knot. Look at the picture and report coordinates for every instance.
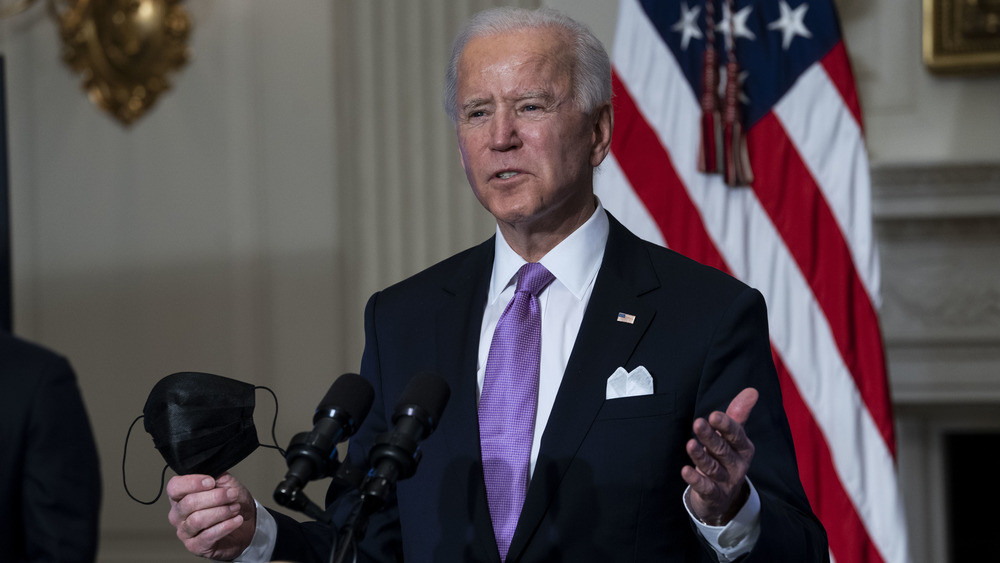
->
[515,262,555,297]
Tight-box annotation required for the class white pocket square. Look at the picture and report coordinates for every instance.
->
[606,366,654,399]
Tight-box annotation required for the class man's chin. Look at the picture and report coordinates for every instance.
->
[484,198,538,226]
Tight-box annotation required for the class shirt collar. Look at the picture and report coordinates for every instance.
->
[488,199,610,304]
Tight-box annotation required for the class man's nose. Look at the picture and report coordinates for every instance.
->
[488,111,522,151]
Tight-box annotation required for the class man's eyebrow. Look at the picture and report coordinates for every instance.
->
[515,90,555,101]
[460,90,557,113]
[460,98,492,112]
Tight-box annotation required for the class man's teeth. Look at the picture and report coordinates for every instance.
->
[497,171,518,179]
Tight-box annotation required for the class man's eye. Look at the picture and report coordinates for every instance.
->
[523,105,539,111]
[468,110,486,119]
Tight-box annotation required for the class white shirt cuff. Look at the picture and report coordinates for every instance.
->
[225,499,277,563]
[683,478,762,562]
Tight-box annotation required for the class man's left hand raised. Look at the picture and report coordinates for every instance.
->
[682,387,759,526]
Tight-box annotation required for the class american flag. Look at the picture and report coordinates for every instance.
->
[594,1,910,562]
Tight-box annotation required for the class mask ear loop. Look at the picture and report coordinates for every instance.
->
[123,385,284,506]
[254,385,286,457]
[122,414,169,505]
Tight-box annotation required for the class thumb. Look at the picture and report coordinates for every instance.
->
[725,387,759,425]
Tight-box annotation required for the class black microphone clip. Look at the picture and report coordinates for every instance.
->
[360,401,439,509]
[273,373,374,522]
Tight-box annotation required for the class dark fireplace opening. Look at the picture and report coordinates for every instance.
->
[945,431,999,561]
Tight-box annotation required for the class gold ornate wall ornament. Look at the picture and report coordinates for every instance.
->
[0,0,38,18]
[53,0,191,125]
[923,0,1000,73]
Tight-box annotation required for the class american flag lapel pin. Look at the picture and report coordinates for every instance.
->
[617,312,636,324]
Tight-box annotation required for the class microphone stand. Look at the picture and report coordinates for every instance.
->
[274,479,331,524]
[330,481,391,563]
[330,432,413,563]
[328,373,449,563]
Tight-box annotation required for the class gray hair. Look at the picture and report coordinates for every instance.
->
[443,7,612,124]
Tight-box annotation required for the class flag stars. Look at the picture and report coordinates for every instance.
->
[719,68,751,106]
[672,2,702,51]
[768,1,812,50]
[717,4,756,50]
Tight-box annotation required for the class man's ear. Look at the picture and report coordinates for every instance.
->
[590,102,614,168]
[457,144,469,174]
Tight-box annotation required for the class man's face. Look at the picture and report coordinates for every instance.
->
[455,28,611,236]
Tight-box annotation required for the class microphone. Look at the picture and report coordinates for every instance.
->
[332,372,450,563]
[360,372,451,510]
[273,373,374,520]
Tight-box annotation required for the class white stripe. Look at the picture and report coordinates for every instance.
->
[604,2,909,561]
[773,65,882,308]
[594,154,667,247]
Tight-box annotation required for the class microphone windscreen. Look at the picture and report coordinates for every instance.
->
[316,373,375,424]
[397,372,451,425]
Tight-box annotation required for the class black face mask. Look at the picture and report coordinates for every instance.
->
[143,371,261,477]
[124,372,283,504]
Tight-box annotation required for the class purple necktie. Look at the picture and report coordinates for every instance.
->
[479,262,555,562]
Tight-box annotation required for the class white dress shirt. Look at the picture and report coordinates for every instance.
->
[477,202,608,477]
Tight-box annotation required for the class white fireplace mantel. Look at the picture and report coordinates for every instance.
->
[872,164,1000,404]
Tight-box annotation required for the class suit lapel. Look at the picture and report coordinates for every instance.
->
[432,238,501,561]
[507,217,661,561]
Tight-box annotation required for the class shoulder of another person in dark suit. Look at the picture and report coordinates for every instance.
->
[0,331,77,396]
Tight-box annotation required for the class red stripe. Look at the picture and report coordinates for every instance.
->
[748,115,896,455]
[821,41,865,133]
[611,72,889,561]
[773,349,886,563]
[611,71,729,273]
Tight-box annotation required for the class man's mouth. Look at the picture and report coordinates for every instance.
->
[496,171,519,179]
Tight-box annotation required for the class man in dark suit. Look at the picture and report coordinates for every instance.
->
[0,331,102,563]
[166,7,828,562]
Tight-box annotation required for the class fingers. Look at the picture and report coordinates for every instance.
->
[176,510,246,559]
[681,461,714,496]
[683,423,750,524]
[695,416,735,454]
[724,387,759,426]
[167,474,216,504]
[701,386,758,456]
[682,388,760,524]
[687,394,755,477]
[688,422,725,467]
[166,474,243,541]
[175,495,243,539]
[165,473,256,560]
[168,476,236,520]
[214,473,254,505]
[685,415,752,488]
[681,454,733,506]
[683,435,728,491]
[179,512,245,554]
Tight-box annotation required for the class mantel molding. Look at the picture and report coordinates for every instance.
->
[871,163,1000,220]
[872,163,1000,405]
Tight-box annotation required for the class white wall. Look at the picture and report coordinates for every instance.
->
[3,2,345,560]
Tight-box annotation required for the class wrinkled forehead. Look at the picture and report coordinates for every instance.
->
[457,27,576,86]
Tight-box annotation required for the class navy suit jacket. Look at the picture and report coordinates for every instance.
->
[271,215,828,562]
[0,332,102,563]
